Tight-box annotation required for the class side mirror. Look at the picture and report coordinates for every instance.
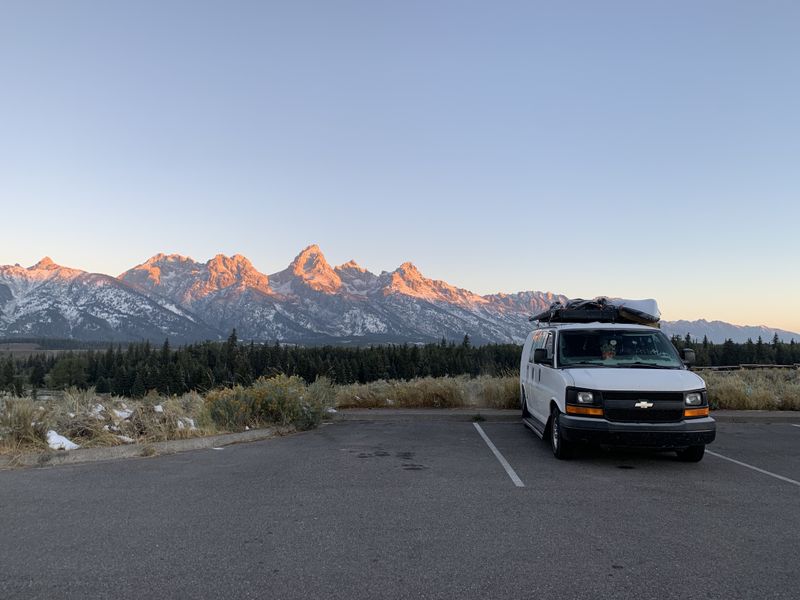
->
[533,348,549,364]
[681,348,696,366]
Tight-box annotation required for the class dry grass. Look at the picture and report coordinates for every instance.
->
[204,375,335,431]
[6,368,794,456]
[701,369,800,410]
[0,398,51,451]
[334,375,519,410]
[0,387,219,454]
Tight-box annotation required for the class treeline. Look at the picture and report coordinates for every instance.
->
[0,332,520,397]
[1,331,799,397]
[670,333,800,367]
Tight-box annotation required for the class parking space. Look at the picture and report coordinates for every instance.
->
[1,418,798,600]
[704,423,800,483]
[479,420,800,489]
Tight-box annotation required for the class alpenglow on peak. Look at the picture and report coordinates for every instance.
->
[287,245,342,293]
[30,257,60,271]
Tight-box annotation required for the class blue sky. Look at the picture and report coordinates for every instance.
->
[1,1,798,330]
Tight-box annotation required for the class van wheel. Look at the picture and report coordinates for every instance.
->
[550,407,572,460]
[676,445,705,462]
[521,389,530,418]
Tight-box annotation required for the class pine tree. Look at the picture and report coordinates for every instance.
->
[96,376,110,394]
[1,357,15,391]
[131,372,146,398]
[29,360,46,388]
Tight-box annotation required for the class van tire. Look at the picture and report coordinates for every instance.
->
[676,445,705,462]
[521,389,530,418]
[550,407,572,460]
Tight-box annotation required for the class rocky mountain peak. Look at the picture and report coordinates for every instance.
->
[30,257,60,271]
[396,261,423,276]
[336,259,367,273]
[205,254,270,292]
[144,253,194,265]
[120,252,271,302]
[286,245,341,293]
[5,250,796,345]
[125,254,196,286]
[384,262,487,306]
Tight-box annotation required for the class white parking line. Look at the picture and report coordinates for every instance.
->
[791,424,800,429]
[706,450,800,488]
[473,423,525,488]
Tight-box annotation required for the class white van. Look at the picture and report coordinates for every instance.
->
[520,312,716,461]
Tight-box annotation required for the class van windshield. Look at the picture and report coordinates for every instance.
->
[558,329,683,369]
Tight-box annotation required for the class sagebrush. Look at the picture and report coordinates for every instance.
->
[204,375,335,431]
[700,369,800,410]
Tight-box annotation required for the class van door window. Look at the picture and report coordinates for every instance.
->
[544,333,554,360]
[529,332,543,362]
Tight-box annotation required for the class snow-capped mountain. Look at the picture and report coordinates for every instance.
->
[0,258,218,342]
[660,320,800,345]
[1,247,798,344]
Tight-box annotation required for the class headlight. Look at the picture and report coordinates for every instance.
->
[577,391,594,404]
[685,392,703,406]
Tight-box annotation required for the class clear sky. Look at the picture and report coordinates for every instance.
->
[1,1,798,331]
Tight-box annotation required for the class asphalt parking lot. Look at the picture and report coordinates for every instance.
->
[1,418,798,600]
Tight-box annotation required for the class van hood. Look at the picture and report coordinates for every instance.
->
[564,368,706,392]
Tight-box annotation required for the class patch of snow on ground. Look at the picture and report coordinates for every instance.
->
[153,404,164,413]
[46,431,80,450]
[113,408,133,419]
[116,435,135,444]
[90,403,105,417]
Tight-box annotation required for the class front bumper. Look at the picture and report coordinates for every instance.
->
[559,414,716,448]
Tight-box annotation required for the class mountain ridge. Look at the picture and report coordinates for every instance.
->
[1,248,797,345]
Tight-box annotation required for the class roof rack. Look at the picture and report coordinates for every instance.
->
[529,297,660,327]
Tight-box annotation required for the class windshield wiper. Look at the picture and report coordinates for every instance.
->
[618,362,677,369]
[563,361,605,368]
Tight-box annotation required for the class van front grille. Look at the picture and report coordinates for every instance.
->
[602,391,684,423]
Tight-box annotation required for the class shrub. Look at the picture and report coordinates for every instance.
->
[122,404,182,442]
[204,375,329,431]
[300,377,336,430]
[474,375,520,409]
[703,369,800,410]
[205,386,254,431]
[0,398,50,448]
[250,375,308,426]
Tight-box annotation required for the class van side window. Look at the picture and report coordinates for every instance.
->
[529,331,543,362]
[544,332,554,359]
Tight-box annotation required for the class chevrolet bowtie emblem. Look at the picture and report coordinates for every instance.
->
[634,401,654,409]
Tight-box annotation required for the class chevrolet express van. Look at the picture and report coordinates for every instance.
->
[520,300,716,461]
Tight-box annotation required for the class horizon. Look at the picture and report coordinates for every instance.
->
[2,2,798,331]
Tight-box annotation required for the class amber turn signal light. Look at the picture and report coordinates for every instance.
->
[566,405,603,416]
[684,407,710,418]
